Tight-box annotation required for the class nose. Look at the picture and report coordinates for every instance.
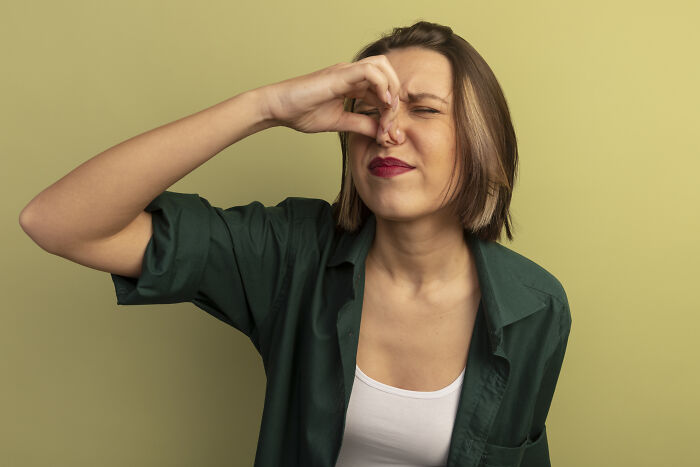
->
[375,100,404,146]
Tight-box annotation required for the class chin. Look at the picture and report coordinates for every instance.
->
[364,198,424,222]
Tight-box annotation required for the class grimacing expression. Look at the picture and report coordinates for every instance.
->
[348,46,461,223]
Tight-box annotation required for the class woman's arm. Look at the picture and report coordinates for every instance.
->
[19,87,277,255]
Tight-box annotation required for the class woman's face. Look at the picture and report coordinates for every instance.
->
[348,46,459,223]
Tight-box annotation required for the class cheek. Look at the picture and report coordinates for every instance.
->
[347,133,369,152]
[347,138,370,173]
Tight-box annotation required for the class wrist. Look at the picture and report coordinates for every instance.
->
[247,85,282,129]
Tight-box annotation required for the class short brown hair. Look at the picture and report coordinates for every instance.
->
[332,20,519,242]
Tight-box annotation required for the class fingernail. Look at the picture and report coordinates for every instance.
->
[385,90,392,106]
[392,94,398,111]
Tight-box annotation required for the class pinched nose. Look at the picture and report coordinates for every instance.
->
[376,100,403,144]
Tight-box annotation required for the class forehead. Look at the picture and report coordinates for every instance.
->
[356,47,453,106]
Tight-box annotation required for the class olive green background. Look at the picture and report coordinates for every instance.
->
[4,0,698,465]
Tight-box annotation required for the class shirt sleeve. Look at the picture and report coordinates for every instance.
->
[110,190,293,349]
[520,295,572,466]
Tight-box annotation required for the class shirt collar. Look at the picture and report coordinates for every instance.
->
[326,211,548,356]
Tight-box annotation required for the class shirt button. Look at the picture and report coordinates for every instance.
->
[348,331,354,337]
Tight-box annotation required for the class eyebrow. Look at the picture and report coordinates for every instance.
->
[355,92,448,107]
[404,92,448,105]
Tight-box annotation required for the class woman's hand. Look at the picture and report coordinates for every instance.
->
[258,55,402,141]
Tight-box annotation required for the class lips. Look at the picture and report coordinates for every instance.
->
[368,156,414,169]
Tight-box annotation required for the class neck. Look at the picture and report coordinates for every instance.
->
[367,210,475,296]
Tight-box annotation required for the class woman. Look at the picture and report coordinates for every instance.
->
[20,21,571,467]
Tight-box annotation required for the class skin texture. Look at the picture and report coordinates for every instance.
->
[348,46,476,299]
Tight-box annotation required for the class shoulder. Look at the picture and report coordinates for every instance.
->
[217,196,333,228]
[488,241,567,303]
[273,196,337,250]
[276,196,333,221]
[486,241,571,331]
[273,197,335,236]
[502,245,566,301]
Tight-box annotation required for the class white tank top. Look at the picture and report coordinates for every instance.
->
[334,363,465,466]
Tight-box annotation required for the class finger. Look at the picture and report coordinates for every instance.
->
[340,61,392,109]
[378,104,394,136]
[361,62,392,108]
[345,78,393,136]
[361,56,402,135]
[377,120,394,144]
[336,60,398,138]
[363,55,402,109]
[336,111,379,139]
[357,68,398,135]
[362,61,394,107]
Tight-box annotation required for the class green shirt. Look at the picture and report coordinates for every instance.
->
[110,190,572,467]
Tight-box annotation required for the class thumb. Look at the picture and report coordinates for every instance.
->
[336,112,379,139]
